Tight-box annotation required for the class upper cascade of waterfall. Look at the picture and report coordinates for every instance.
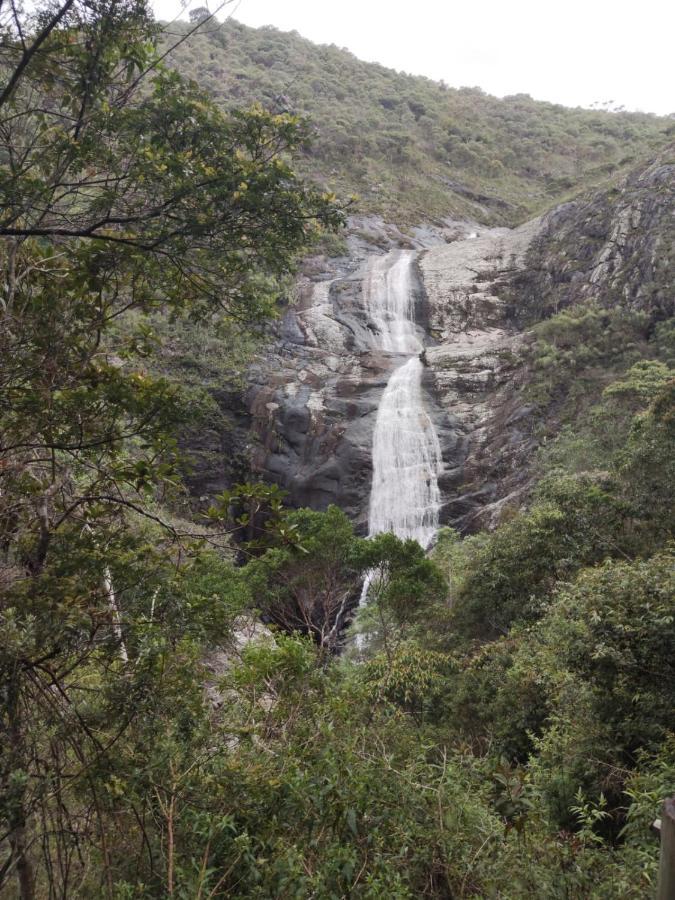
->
[362,250,442,551]
[362,250,422,354]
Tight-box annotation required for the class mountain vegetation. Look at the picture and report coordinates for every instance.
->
[0,4,673,898]
[160,18,673,225]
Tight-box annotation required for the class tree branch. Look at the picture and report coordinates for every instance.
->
[0,0,77,109]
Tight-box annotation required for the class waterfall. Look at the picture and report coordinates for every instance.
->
[363,250,441,546]
[362,250,420,354]
[367,355,441,548]
[357,251,442,632]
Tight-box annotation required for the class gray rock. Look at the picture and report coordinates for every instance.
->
[245,214,542,532]
[181,151,673,535]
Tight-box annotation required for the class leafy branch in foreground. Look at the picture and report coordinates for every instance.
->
[0,1,342,894]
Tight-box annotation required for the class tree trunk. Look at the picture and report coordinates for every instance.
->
[7,673,35,900]
[657,796,675,900]
[9,820,35,900]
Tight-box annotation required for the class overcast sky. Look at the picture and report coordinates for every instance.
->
[154,0,674,115]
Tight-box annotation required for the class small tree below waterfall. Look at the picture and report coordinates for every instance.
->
[245,505,362,653]
[354,533,448,655]
[245,506,447,654]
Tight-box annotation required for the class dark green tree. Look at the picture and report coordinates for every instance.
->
[0,1,342,893]
[245,505,364,653]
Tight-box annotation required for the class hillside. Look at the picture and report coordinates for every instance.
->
[2,3,674,896]
[161,18,673,225]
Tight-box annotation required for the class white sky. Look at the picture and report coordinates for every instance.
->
[154,0,675,115]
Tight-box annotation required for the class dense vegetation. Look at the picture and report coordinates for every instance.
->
[161,18,673,225]
[0,1,341,894]
[1,4,673,899]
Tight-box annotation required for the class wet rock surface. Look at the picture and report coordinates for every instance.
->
[246,217,544,532]
[183,150,674,534]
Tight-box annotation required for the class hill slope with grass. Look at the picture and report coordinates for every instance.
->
[161,18,673,225]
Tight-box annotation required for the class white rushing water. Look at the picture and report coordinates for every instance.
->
[362,250,421,354]
[367,355,442,548]
[356,251,442,641]
[362,250,442,548]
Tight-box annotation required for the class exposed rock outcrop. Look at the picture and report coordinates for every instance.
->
[419,221,543,527]
[245,218,545,531]
[506,150,674,325]
[182,150,674,535]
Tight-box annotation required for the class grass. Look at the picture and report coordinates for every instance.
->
[160,18,673,226]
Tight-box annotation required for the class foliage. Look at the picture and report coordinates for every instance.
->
[616,378,675,542]
[244,504,362,651]
[523,551,675,834]
[1,2,673,896]
[427,360,674,855]
[438,472,629,640]
[524,304,653,412]
[244,506,447,654]
[353,532,448,652]
[0,1,341,894]
[159,19,672,226]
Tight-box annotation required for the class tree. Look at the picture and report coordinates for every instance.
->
[523,551,675,832]
[354,532,448,654]
[244,506,448,657]
[0,1,342,893]
[245,505,363,653]
[617,378,675,545]
[189,6,210,23]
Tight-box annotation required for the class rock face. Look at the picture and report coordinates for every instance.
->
[246,217,546,532]
[180,387,252,503]
[246,224,448,533]
[185,150,674,535]
[505,151,675,325]
[419,221,543,528]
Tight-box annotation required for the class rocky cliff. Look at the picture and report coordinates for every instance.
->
[507,151,674,325]
[183,149,674,534]
[243,216,544,532]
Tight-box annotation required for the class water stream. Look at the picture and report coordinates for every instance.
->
[358,251,442,628]
[367,354,442,548]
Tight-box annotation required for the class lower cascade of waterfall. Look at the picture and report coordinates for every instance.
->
[367,355,441,548]
[357,250,442,639]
